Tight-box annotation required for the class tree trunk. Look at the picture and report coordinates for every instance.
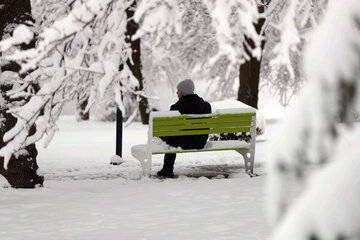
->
[238,7,266,109]
[126,3,150,124]
[0,0,44,188]
[77,98,90,121]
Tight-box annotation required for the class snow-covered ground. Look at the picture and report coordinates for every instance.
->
[0,173,269,240]
[1,113,359,239]
[0,114,281,240]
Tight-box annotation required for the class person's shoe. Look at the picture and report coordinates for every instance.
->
[157,168,175,178]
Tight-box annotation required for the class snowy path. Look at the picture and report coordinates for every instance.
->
[0,117,279,240]
[0,176,270,240]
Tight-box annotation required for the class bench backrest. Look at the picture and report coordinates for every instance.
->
[151,112,256,137]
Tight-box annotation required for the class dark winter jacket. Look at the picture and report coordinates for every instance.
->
[170,94,212,115]
[161,94,212,150]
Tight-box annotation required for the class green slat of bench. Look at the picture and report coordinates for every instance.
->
[153,116,253,126]
[153,121,252,131]
[152,147,248,155]
[153,127,251,137]
[153,113,255,121]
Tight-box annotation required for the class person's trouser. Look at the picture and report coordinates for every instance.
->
[160,136,180,172]
[163,153,176,172]
[160,135,207,172]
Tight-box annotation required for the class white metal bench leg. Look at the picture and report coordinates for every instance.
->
[239,114,257,177]
[142,154,152,177]
[236,149,255,177]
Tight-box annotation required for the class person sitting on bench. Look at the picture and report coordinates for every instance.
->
[157,79,212,178]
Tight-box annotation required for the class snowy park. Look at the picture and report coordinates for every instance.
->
[1,0,360,239]
[0,114,273,240]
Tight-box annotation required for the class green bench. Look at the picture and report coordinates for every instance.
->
[131,108,257,177]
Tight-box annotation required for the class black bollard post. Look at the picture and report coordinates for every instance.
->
[113,66,124,165]
[116,107,123,158]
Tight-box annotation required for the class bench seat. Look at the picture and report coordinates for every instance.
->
[131,140,251,161]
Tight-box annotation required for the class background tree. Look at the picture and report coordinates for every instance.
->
[0,0,44,188]
[238,3,267,109]
[126,1,150,124]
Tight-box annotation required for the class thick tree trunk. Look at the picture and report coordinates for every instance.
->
[238,7,266,109]
[238,54,262,109]
[0,0,32,38]
[126,3,150,124]
[0,84,43,188]
[0,0,44,188]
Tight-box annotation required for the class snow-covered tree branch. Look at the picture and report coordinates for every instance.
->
[0,0,137,167]
[204,0,263,66]
[133,0,182,44]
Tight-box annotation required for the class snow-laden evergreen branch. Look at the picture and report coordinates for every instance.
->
[267,1,360,238]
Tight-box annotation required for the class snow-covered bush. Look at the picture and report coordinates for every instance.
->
[209,99,266,142]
